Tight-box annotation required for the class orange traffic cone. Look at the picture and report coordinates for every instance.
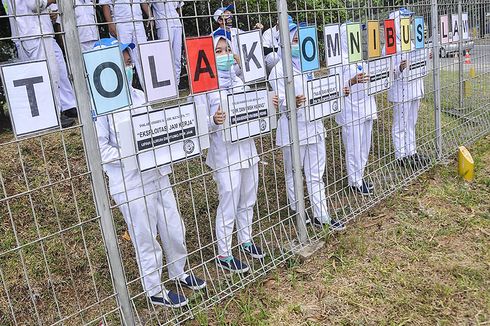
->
[464,50,471,64]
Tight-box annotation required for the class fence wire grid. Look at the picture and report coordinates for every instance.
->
[0,0,489,325]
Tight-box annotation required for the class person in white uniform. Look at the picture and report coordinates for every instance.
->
[4,0,76,127]
[336,23,378,195]
[94,38,206,308]
[100,0,151,89]
[151,0,184,87]
[268,21,346,230]
[75,0,99,52]
[262,19,281,75]
[385,8,431,168]
[194,30,265,274]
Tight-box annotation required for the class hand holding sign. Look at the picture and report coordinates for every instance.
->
[296,95,306,108]
[213,105,226,125]
[400,60,408,72]
[350,73,369,86]
[272,94,279,110]
[343,87,350,97]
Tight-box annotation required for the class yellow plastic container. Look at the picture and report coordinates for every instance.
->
[458,146,474,182]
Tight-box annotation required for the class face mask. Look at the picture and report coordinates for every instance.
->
[291,44,300,58]
[224,16,233,28]
[125,65,134,85]
[216,54,234,71]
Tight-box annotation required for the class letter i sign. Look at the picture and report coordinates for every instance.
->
[186,36,219,94]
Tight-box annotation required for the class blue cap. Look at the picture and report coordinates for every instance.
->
[288,15,293,23]
[289,22,298,32]
[93,38,135,52]
[299,22,308,28]
[213,4,235,22]
[400,8,415,16]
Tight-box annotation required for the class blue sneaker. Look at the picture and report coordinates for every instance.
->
[363,180,374,191]
[179,274,206,291]
[217,256,249,273]
[351,182,373,196]
[241,242,266,259]
[150,290,188,308]
[329,219,346,231]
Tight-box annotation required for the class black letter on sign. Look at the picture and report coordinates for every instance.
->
[417,24,423,42]
[402,25,410,44]
[94,62,123,98]
[13,76,43,117]
[453,21,459,38]
[387,28,395,47]
[326,33,340,57]
[242,42,261,72]
[302,36,316,61]
[349,32,360,54]
[194,50,215,81]
[149,56,171,88]
[441,21,448,38]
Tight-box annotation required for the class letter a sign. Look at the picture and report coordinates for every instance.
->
[186,36,219,94]
[237,30,266,83]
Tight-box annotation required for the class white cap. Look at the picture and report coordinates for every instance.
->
[213,4,234,22]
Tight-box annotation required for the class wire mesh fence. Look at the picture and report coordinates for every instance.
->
[0,0,489,325]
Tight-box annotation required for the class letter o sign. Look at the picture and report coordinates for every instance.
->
[298,26,320,72]
[94,62,124,98]
[302,36,316,62]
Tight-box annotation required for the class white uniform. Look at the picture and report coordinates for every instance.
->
[100,0,148,88]
[96,88,188,297]
[75,0,99,51]
[262,26,281,73]
[152,1,183,86]
[196,67,259,258]
[337,24,378,188]
[6,0,76,112]
[386,10,426,159]
[269,60,330,223]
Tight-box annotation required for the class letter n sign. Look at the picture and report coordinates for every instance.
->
[83,45,131,115]
[186,36,219,94]
[346,23,362,62]
[384,19,397,55]
[237,30,266,83]
[299,26,320,72]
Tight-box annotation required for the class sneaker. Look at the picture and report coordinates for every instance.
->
[411,153,430,168]
[150,290,188,308]
[179,274,206,291]
[362,180,374,191]
[241,242,266,259]
[351,183,373,196]
[60,114,75,128]
[216,256,249,273]
[329,219,346,231]
[63,107,78,118]
[312,217,329,228]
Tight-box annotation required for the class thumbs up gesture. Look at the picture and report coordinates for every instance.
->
[213,105,226,125]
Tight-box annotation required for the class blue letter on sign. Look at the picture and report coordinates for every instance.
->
[414,17,425,49]
[83,45,131,115]
[299,26,320,72]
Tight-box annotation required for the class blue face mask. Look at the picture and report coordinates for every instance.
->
[216,54,234,71]
[125,65,134,85]
[291,44,300,58]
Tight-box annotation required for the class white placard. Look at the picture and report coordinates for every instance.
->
[139,40,178,103]
[451,14,460,42]
[130,103,209,171]
[237,30,267,83]
[222,89,276,143]
[407,49,428,81]
[324,24,342,67]
[367,57,392,95]
[306,74,342,121]
[1,60,59,137]
[462,13,469,40]
[440,15,450,44]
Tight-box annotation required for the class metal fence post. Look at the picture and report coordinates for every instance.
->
[58,2,136,325]
[458,0,464,109]
[431,0,443,159]
[276,0,308,245]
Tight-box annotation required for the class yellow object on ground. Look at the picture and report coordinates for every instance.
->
[122,230,131,241]
[469,66,476,78]
[458,146,474,182]
[464,80,472,97]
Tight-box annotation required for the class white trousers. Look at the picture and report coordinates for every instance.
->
[52,39,77,111]
[157,25,183,86]
[214,164,258,257]
[112,175,187,298]
[80,40,97,52]
[342,120,373,187]
[117,24,148,89]
[282,138,330,223]
[392,100,420,159]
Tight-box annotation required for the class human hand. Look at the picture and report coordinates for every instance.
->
[254,22,264,30]
[272,94,279,109]
[400,60,408,72]
[108,23,118,38]
[350,73,369,85]
[213,106,226,125]
[296,95,306,107]
[343,86,350,96]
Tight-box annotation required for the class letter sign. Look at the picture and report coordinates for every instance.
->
[384,19,397,55]
[367,20,381,58]
[186,36,219,94]
[440,15,449,44]
[347,23,362,62]
[414,16,425,49]
[299,26,320,72]
[324,24,342,66]
[237,30,266,83]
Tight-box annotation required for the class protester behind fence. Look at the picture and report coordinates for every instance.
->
[151,0,184,87]
[335,23,377,195]
[99,0,151,89]
[194,30,265,274]
[268,20,346,231]
[384,8,431,168]
[262,17,288,75]
[94,38,206,308]
[3,0,77,128]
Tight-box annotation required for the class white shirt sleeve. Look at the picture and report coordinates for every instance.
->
[96,116,121,164]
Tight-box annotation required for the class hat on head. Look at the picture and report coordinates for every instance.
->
[213,4,235,22]
[399,7,415,16]
[93,38,135,52]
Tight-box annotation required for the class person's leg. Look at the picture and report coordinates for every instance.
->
[392,102,408,159]
[155,175,188,280]
[52,39,77,112]
[113,186,164,298]
[342,123,363,187]
[80,41,96,52]
[282,145,306,211]
[214,169,242,257]
[133,24,148,90]
[406,99,420,156]
[303,140,330,223]
[170,25,183,86]
[359,120,373,180]
[236,164,259,246]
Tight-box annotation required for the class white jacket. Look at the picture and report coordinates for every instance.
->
[388,48,427,102]
[99,0,145,31]
[75,0,99,43]
[269,60,325,147]
[96,87,171,196]
[152,1,183,30]
[3,0,54,41]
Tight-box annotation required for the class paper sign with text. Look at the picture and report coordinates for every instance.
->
[407,49,428,81]
[367,57,392,95]
[324,24,342,66]
[367,20,381,58]
[347,23,362,62]
[306,74,342,121]
[237,30,267,83]
[299,26,320,72]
